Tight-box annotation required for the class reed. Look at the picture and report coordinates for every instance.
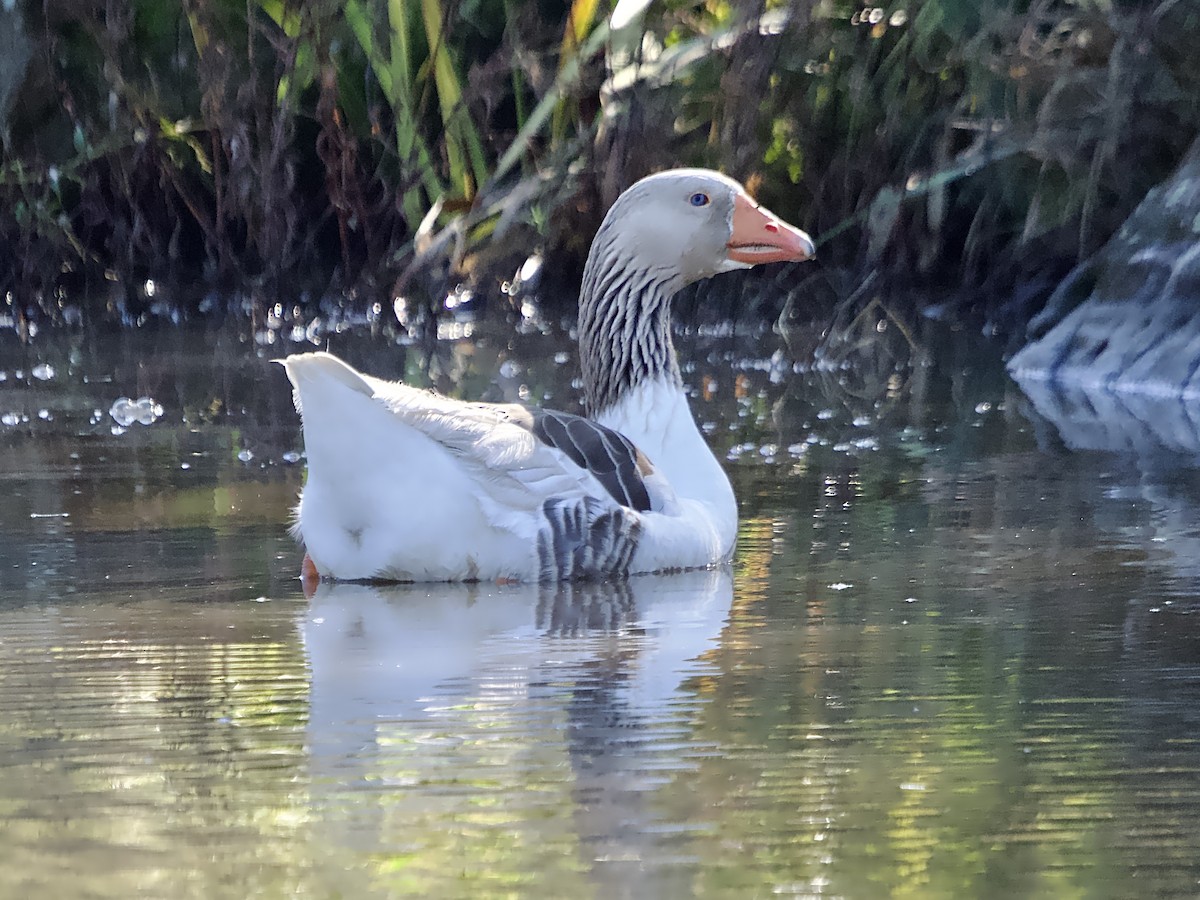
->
[0,0,1196,327]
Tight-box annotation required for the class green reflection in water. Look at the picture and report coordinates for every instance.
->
[0,320,1198,898]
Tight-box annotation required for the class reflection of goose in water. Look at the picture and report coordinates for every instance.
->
[303,569,732,893]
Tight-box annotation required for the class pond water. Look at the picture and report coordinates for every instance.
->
[1,304,1199,898]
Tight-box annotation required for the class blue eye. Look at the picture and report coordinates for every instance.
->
[689,192,710,207]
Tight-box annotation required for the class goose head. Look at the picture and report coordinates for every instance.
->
[586,169,814,289]
[578,169,815,414]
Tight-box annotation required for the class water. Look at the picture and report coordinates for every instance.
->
[1,313,1200,898]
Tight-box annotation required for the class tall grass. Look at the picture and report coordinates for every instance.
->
[0,0,1197,327]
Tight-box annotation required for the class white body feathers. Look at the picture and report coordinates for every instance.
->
[282,353,736,582]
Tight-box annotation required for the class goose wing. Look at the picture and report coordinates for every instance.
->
[501,407,655,512]
[285,351,665,516]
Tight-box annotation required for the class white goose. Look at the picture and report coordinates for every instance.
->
[281,169,814,583]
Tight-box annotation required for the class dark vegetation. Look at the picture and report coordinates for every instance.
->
[1,0,1197,335]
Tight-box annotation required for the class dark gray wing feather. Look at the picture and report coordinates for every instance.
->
[526,409,653,512]
[536,496,642,581]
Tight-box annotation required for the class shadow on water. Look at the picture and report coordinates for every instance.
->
[0,307,1199,897]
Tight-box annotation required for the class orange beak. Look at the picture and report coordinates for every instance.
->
[727,192,815,265]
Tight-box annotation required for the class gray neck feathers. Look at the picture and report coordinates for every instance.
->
[577,239,685,416]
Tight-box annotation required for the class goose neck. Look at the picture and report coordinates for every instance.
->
[577,246,684,417]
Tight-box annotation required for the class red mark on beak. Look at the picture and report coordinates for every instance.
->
[726,192,816,265]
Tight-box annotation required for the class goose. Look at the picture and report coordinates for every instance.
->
[281,168,814,583]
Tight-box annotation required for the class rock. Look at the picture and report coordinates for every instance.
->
[1009,137,1200,398]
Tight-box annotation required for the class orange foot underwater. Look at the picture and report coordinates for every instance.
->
[301,552,320,599]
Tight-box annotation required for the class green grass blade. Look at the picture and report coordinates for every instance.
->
[419,0,489,197]
[344,0,443,225]
[492,16,610,187]
[551,0,602,143]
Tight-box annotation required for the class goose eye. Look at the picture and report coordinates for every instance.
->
[688,192,710,207]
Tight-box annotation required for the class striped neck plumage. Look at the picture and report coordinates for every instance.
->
[577,242,686,417]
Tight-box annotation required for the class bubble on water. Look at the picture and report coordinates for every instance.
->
[237,449,254,463]
[37,409,52,421]
[110,396,164,427]
[1,412,19,426]
[31,364,55,381]
[305,318,323,344]
[110,398,136,426]
[281,451,302,464]
[110,424,127,436]
[135,398,163,424]
[726,442,759,462]
[444,286,472,311]
[518,253,542,286]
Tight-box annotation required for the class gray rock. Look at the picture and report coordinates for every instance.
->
[1010,137,1200,398]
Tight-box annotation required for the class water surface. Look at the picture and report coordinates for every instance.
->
[1,312,1199,898]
